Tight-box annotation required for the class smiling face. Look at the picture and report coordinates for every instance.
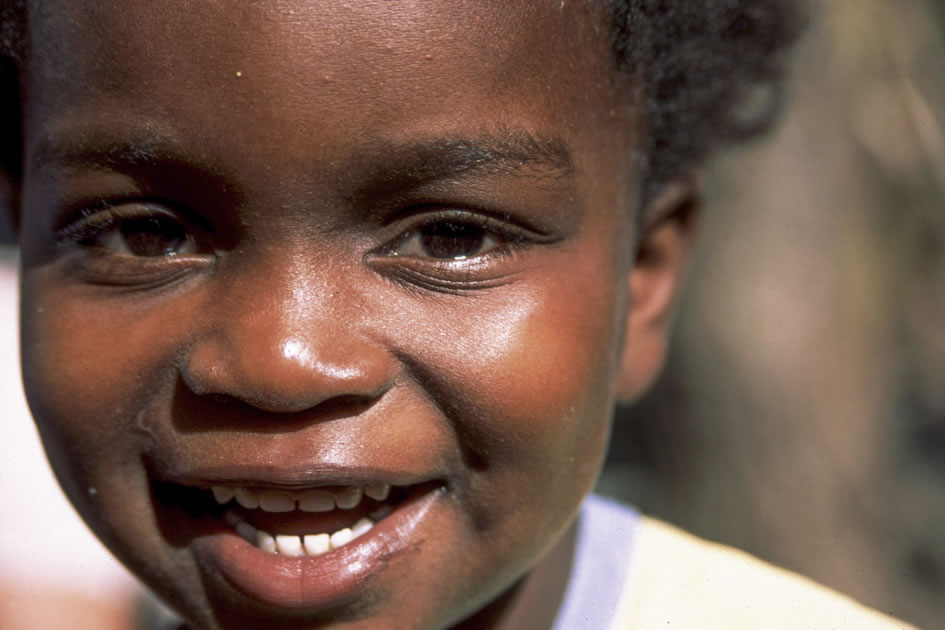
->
[17,1,670,628]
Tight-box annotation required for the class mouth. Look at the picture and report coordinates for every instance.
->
[151,475,446,611]
[213,483,418,555]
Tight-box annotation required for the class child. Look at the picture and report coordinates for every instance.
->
[0,1,917,628]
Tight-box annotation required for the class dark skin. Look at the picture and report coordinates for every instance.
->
[15,1,696,628]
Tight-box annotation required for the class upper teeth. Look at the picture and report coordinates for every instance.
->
[211,484,391,513]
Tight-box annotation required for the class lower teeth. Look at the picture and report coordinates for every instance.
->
[224,510,377,556]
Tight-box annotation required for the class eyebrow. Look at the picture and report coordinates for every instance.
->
[30,128,576,197]
[368,130,575,182]
[30,133,203,173]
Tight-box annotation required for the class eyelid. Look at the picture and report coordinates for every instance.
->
[55,199,210,247]
[386,203,546,230]
[56,205,117,246]
[379,207,554,250]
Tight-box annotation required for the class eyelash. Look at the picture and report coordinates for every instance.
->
[58,203,189,244]
[58,205,117,244]
[384,210,529,254]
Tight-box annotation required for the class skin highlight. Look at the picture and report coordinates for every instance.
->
[16,1,696,628]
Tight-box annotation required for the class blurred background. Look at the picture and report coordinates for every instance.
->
[600,0,945,627]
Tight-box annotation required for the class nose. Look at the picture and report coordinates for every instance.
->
[181,259,395,414]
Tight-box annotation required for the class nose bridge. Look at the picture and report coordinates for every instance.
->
[183,251,392,412]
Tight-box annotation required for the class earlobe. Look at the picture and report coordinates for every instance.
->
[616,174,700,404]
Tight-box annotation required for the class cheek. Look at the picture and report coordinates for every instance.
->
[19,275,211,610]
[498,286,618,467]
[482,291,617,429]
[19,269,185,491]
[398,265,624,489]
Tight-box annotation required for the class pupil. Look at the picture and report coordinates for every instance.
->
[120,216,186,257]
[420,222,485,259]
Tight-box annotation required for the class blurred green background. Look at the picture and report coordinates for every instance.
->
[600,1,945,627]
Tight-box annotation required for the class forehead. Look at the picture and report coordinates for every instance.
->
[24,0,634,178]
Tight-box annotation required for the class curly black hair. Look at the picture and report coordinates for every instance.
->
[0,0,804,204]
[609,0,805,198]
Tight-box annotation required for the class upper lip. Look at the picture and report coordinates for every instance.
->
[148,459,442,490]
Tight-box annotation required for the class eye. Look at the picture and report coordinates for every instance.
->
[390,218,505,260]
[107,215,192,257]
[369,211,543,291]
[54,203,214,287]
[63,205,199,257]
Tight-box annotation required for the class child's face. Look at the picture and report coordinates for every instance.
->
[17,1,669,627]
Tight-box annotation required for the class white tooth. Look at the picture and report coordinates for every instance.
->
[351,517,374,539]
[298,490,335,512]
[276,535,304,557]
[235,487,259,509]
[329,527,354,549]
[370,505,393,521]
[364,484,391,501]
[236,521,257,544]
[256,530,277,553]
[212,486,236,504]
[304,533,331,556]
[259,491,295,513]
[335,486,363,509]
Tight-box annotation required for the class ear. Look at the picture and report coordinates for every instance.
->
[615,173,700,404]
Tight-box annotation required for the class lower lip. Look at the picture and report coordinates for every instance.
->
[191,487,443,611]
